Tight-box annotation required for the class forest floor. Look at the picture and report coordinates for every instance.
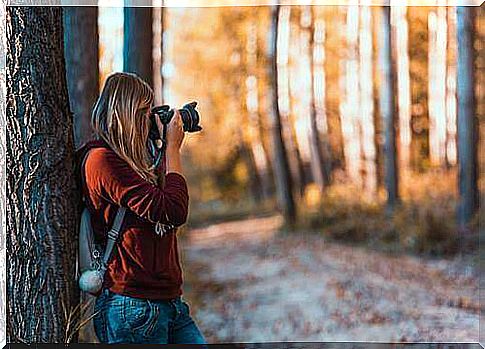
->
[180,215,479,343]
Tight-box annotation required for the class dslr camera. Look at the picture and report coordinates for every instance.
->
[149,101,202,143]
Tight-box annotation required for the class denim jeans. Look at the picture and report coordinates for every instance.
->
[93,288,207,345]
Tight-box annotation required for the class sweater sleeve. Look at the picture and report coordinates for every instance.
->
[85,148,189,226]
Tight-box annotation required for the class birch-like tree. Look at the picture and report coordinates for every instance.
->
[428,6,448,166]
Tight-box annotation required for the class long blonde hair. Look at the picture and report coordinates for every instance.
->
[91,72,158,185]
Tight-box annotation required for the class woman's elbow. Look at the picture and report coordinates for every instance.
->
[169,206,189,227]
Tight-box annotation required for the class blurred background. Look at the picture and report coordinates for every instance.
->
[66,3,483,343]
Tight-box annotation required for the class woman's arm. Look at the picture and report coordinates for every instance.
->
[156,108,185,176]
[85,148,189,227]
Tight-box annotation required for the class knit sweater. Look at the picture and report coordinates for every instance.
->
[75,139,189,300]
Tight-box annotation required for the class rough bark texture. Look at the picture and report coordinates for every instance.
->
[0,2,7,346]
[456,6,478,227]
[269,5,296,226]
[6,6,80,343]
[378,6,399,212]
[63,6,99,150]
[124,6,153,87]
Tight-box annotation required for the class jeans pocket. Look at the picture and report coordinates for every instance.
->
[123,296,151,332]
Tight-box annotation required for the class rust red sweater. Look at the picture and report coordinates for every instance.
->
[75,139,188,300]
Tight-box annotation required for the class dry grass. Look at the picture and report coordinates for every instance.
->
[60,293,100,343]
[296,169,480,257]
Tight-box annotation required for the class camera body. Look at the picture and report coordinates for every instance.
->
[149,101,202,142]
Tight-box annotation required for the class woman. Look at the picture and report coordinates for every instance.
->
[76,72,206,344]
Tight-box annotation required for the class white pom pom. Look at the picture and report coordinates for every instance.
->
[79,270,104,294]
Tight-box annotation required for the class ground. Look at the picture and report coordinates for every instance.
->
[180,215,479,343]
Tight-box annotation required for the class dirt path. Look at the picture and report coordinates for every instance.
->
[180,215,479,343]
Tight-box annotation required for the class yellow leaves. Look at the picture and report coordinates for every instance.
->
[233,161,249,184]
[303,183,322,210]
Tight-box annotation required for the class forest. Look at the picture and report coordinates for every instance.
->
[4,2,484,344]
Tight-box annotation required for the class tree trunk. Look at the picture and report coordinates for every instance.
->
[63,6,99,150]
[428,7,448,167]
[340,5,362,188]
[378,6,399,212]
[245,19,272,200]
[445,6,457,167]
[6,6,80,342]
[456,6,478,227]
[359,5,378,197]
[372,6,384,188]
[124,5,153,87]
[269,5,296,226]
[391,6,412,173]
[307,6,331,191]
[280,6,306,198]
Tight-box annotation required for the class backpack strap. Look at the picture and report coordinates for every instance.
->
[80,148,127,271]
[101,206,126,271]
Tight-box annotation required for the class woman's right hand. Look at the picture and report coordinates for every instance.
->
[166,109,185,151]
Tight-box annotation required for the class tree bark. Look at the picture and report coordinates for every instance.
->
[456,6,478,227]
[245,19,272,200]
[63,6,99,150]
[307,6,331,191]
[391,6,412,173]
[378,6,399,212]
[359,5,378,197]
[269,5,296,226]
[428,7,448,167]
[445,6,457,167]
[124,5,153,87]
[280,6,306,198]
[340,5,363,188]
[6,6,80,342]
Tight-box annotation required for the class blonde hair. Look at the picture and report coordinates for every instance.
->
[91,72,159,185]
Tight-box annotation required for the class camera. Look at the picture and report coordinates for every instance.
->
[149,101,202,142]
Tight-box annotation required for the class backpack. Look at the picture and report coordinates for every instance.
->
[77,149,127,296]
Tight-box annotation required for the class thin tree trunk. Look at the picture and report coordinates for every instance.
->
[64,6,99,149]
[372,6,383,188]
[428,7,448,166]
[307,6,331,191]
[359,5,378,197]
[7,6,79,342]
[445,6,457,167]
[378,6,399,212]
[456,6,478,227]
[339,5,362,188]
[124,5,153,87]
[269,5,296,226]
[281,6,306,197]
[245,19,272,200]
[391,6,412,173]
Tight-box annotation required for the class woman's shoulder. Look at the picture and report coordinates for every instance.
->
[79,140,123,176]
[85,146,121,170]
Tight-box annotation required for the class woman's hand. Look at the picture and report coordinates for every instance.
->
[166,109,185,151]
[165,109,184,176]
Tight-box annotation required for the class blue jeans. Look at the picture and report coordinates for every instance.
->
[93,288,207,345]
